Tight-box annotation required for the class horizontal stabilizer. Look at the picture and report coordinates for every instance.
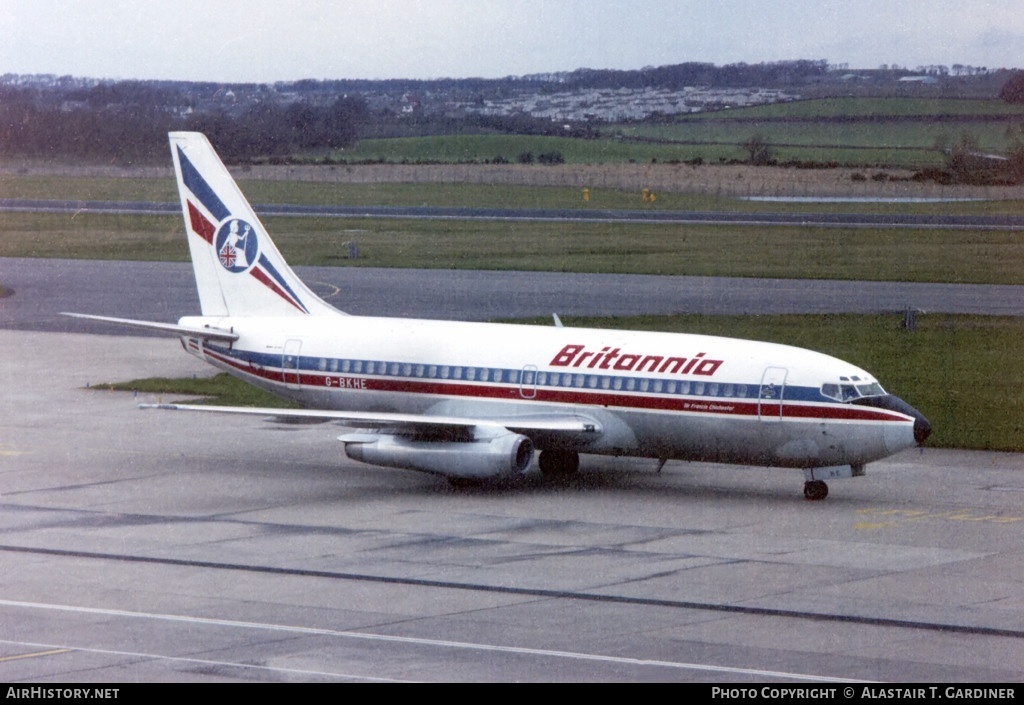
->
[62,313,239,342]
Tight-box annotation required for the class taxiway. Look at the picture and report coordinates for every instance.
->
[1,330,1022,682]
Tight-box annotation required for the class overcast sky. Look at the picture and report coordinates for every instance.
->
[2,0,1022,83]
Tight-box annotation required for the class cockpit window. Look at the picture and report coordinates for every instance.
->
[856,382,885,397]
[821,380,886,402]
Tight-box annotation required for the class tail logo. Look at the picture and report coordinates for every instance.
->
[176,142,311,314]
[215,219,258,273]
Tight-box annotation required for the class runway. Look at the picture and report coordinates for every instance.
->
[3,198,1024,230]
[5,258,1024,338]
[2,330,1023,682]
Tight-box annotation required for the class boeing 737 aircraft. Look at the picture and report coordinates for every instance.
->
[68,132,931,500]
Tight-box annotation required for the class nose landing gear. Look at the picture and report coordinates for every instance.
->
[803,479,829,501]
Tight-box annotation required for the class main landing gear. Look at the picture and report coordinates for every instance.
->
[538,450,580,478]
[803,479,829,501]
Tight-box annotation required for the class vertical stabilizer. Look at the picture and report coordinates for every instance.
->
[169,132,341,317]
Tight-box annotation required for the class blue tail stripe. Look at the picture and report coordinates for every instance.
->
[257,254,307,312]
[177,146,230,222]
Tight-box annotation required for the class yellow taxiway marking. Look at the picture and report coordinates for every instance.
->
[857,508,1024,527]
[0,648,72,662]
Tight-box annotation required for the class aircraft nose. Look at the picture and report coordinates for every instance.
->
[854,394,932,447]
[879,395,932,444]
[912,409,932,444]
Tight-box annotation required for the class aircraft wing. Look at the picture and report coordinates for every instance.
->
[140,403,602,439]
[62,313,239,342]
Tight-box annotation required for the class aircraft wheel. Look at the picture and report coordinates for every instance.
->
[803,480,828,501]
[538,450,580,477]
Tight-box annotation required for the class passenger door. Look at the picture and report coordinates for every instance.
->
[758,367,787,422]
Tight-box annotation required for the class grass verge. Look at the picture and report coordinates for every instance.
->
[94,373,296,408]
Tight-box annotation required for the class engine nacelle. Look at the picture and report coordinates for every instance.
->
[341,431,534,480]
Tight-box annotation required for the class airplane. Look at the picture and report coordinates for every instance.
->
[67,131,932,500]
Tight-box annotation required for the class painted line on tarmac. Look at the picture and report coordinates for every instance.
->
[0,600,859,682]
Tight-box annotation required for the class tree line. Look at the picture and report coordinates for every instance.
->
[0,85,368,163]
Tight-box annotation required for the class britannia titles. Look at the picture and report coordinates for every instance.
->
[549,344,723,377]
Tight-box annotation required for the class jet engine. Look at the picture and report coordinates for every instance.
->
[340,430,534,480]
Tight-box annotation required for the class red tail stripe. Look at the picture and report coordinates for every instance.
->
[188,201,215,244]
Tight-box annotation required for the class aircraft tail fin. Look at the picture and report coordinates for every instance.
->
[169,132,341,318]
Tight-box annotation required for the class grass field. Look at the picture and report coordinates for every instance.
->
[617,97,1024,169]
[335,133,942,169]
[336,134,672,165]
[4,209,1024,284]
[307,98,1024,170]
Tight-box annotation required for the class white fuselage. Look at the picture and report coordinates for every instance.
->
[179,313,920,470]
